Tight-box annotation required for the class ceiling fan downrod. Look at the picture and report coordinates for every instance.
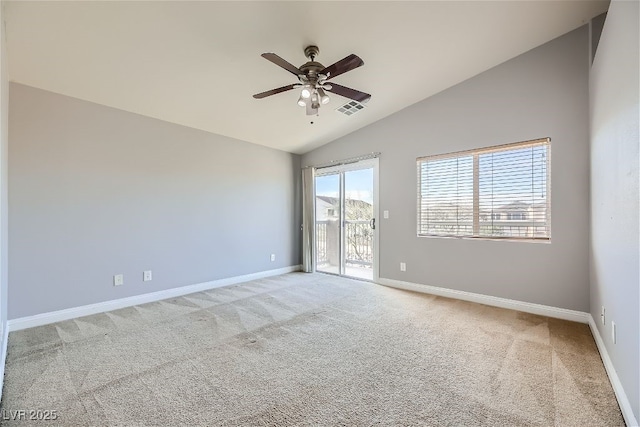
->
[304,45,320,62]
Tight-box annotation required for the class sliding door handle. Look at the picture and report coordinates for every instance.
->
[370,218,376,230]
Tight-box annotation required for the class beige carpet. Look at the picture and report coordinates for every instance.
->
[0,273,624,426]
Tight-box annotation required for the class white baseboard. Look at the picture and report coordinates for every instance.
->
[0,321,8,402]
[7,265,302,332]
[588,315,639,427]
[377,277,590,323]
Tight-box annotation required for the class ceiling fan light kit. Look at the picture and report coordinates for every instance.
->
[253,45,371,116]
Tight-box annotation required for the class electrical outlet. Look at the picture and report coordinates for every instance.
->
[270,254,276,262]
[113,274,124,286]
[400,262,406,272]
[143,270,152,282]
[601,306,606,325]
[612,321,616,344]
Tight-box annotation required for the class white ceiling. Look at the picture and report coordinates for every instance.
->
[5,1,608,154]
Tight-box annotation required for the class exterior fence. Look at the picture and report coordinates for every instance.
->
[418,220,548,238]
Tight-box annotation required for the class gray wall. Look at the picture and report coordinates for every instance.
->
[589,0,639,421]
[9,83,301,319]
[303,26,591,311]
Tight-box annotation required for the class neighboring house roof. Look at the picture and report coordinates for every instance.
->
[495,201,530,211]
[316,196,337,205]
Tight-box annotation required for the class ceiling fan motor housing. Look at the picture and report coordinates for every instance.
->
[300,62,325,83]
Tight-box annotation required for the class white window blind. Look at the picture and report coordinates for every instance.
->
[417,138,550,240]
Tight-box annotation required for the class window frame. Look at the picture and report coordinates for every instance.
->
[416,138,551,242]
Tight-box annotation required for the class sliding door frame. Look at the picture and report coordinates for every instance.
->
[313,158,379,282]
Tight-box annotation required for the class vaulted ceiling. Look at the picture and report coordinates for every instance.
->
[5,1,608,154]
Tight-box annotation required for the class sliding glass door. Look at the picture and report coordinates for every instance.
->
[314,159,377,281]
[315,173,341,275]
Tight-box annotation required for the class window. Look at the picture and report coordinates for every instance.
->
[417,138,550,240]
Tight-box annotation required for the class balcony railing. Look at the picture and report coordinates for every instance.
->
[315,220,373,268]
[316,222,328,264]
[345,220,373,267]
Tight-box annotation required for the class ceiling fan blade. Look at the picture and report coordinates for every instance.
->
[321,54,364,80]
[261,53,304,76]
[253,84,297,99]
[326,83,371,103]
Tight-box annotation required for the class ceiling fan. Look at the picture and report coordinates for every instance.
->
[253,45,371,116]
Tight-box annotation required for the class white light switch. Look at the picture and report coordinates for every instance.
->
[383,210,389,219]
[114,274,124,286]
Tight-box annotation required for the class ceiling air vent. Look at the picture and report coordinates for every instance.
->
[336,100,366,116]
